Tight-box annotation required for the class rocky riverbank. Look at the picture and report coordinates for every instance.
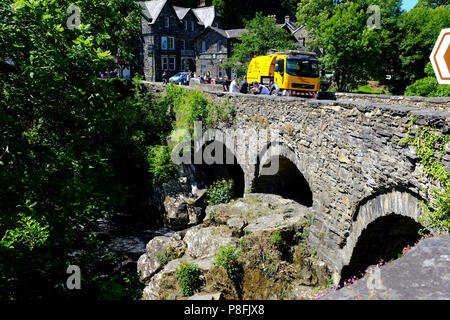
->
[137,194,332,300]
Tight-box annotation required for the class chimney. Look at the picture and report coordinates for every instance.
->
[285,16,290,24]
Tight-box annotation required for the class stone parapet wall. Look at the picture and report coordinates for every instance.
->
[335,92,450,112]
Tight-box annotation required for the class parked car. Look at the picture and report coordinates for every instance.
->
[169,72,188,84]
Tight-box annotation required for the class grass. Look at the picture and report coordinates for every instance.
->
[352,85,391,95]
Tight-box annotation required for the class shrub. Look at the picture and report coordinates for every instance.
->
[157,247,180,266]
[206,179,235,205]
[207,98,235,127]
[405,63,450,97]
[270,231,282,247]
[175,262,202,297]
[173,89,211,133]
[147,145,177,185]
[214,245,242,281]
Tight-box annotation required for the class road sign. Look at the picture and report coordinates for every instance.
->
[430,28,450,85]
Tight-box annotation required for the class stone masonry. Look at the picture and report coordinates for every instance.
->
[143,82,450,280]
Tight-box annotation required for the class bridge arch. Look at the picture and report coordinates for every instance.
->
[195,139,246,198]
[339,189,426,282]
[252,143,313,207]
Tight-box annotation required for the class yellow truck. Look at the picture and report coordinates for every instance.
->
[247,51,320,98]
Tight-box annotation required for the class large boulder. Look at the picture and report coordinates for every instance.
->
[164,193,204,231]
[322,236,450,300]
[137,233,186,283]
[149,164,208,231]
[184,225,236,259]
[142,256,215,300]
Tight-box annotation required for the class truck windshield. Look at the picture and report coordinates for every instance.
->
[286,59,319,78]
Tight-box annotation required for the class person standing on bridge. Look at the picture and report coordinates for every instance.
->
[239,75,248,94]
[230,76,239,93]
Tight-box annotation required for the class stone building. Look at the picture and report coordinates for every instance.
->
[136,0,223,81]
[277,15,316,53]
[194,27,246,78]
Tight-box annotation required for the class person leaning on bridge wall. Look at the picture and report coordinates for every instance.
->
[251,81,270,95]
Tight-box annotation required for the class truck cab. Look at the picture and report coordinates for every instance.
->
[247,52,320,98]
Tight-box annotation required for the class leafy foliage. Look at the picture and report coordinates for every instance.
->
[297,1,402,92]
[296,0,450,95]
[175,262,203,296]
[401,117,450,234]
[405,63,450,97]
[1,213,49,251]
[206,179,235,205]
[0,0,148,299]
[147,145,177,185]
[214,245,242,281]
[397,4,450,90]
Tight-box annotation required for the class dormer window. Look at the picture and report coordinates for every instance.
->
[184,20,188,31]
[191,21,195,31]
[164,16,170,29]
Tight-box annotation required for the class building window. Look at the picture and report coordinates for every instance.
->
[169,57,176,70]
[168,37,175,50]
[181,39,186,50]
[201,65,207,76]
[162,56,168,70]
[161,36,168,50]
[184,20,188,31]
[164,16,170,29]
[217,41,221,52]
[201,40,206,53]
[191,21,195,31]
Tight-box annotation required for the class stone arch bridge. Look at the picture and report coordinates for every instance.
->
[146,82,450,281]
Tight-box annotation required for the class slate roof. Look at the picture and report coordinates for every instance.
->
[195,27,247,40]
[224,28,247,39]
[141,0,167,24]
[192,6,220,27]
[173,6,190,20]
[140,1,220,27]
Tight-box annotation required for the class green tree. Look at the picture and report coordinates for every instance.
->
[417,0,450,8]
[224,12,296,76]
[396,4,450,92]
[0,0,142,299]
[212,0,225,15]
[297,0,403,92]
[315,2,381,91]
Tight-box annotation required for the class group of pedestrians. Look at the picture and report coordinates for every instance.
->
[224,75,270,95]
